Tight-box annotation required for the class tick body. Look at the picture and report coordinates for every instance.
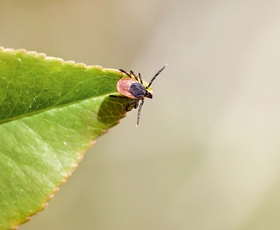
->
[116,78,150,99]
[110,64,166,126]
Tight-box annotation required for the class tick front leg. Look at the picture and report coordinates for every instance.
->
[137,99,145,126]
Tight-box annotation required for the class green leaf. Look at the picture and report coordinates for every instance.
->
[0,47,129,229]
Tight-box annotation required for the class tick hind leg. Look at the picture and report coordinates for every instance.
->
[126,99,139,111]
[109,95,127,98]
[110,95,138,112]
[119,69,131,78]
[119,69,139,82]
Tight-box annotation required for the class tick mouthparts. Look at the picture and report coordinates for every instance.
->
[145,91,153,99]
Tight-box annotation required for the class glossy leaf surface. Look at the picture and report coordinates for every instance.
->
[0,47,128,229]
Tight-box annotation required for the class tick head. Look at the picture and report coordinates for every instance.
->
[145,90,153,99]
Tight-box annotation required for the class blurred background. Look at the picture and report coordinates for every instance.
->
[1,0,280,229]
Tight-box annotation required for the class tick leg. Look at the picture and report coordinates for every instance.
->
[110,96,138,112]
[134,100,139,109]
[137,99,145,126]
[130,70,135,77]
[119,69,131,78]
[130,70,139,82]
[119,69,141,82]
[109,95,127,98]
[138,73,143,84]
[126,99,138,111]
[146,64,167,88]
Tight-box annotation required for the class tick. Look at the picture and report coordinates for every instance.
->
[110,64,167,126]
